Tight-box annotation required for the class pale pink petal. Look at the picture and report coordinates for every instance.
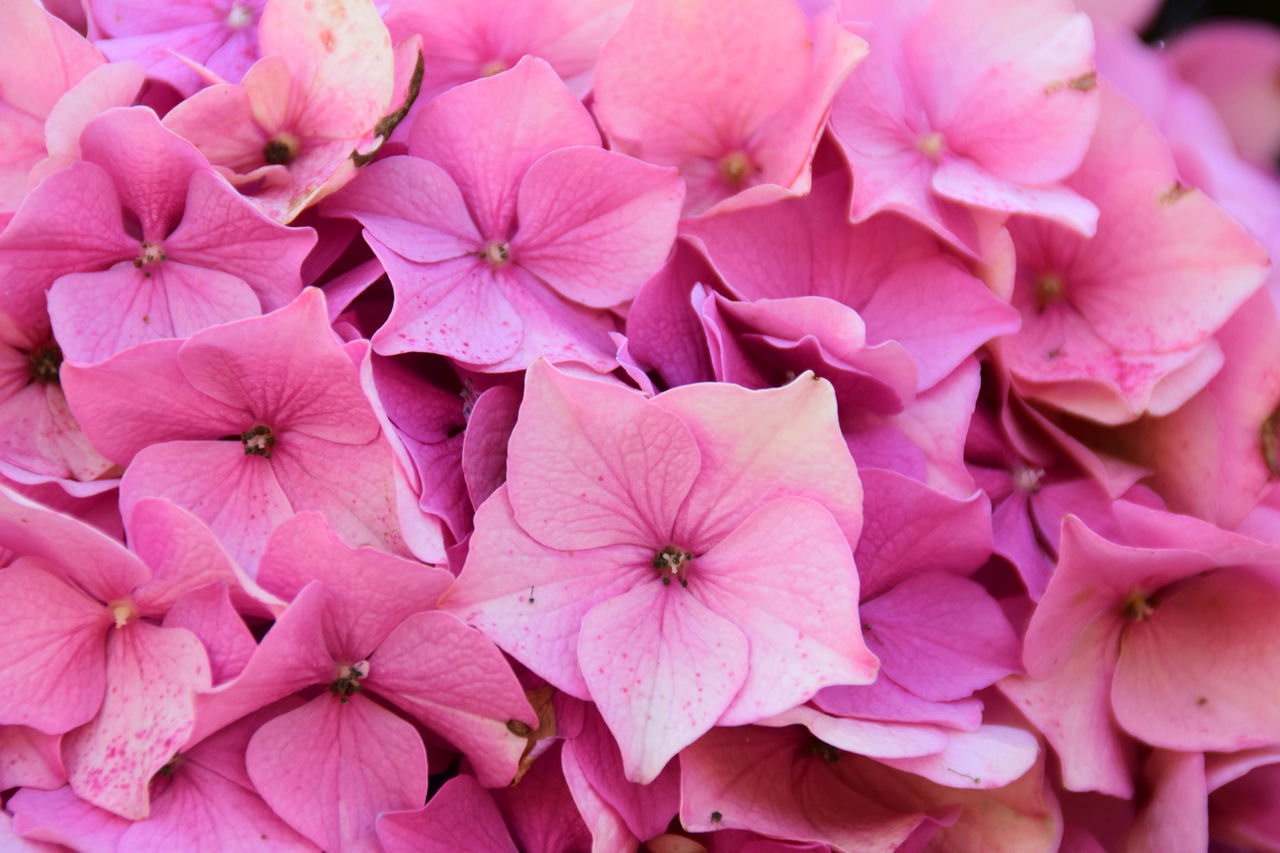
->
[64,622,212,820]
[367,610,534,787]
[1112,568,1280,752]
[512,146,683,308]
[878,725,1040,790]
[507,360,699,551]
[0,725,65,789]
[38,62,145,177]
[369,248,522,365]
[408,56,600,239]
[48,262,262,364]
[377,775,517,853]
[246,693,428,853]
[657,375,861,550]
[761,704,950,760]
[1000,615,1135,798]
[443,487,651,698]
[579,581,749,784]
[693,496,877,725]
[931,158,1098,236]
[0,563,109,734]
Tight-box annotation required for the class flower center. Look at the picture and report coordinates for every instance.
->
[1012,466,1044,494]
[653,545,692,588]
[719,151,753,188]
[241,425,276,458]
[1123,590,1155,622]
[916,131,945,158]
[226,2,253,29]
[264,132,300,165]
[329,660,369,703]
[27,345,62,385]
[484,241,511,267]
[109,599,137,629]
[1035,273,1065,309]
[134,241,166,268]
[481,60,507,77]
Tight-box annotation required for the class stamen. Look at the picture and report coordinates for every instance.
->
[481,60,507,77]
[226,2,253,28]
[484,241,511,266]
[1123,590,1155,622]
[1035,273,1064,309]
[27,346,62,385]
[329,660,370,704]
[917,131,945,158]
[652,545,692,587]
[264,132,301,165]
[719,151,752,187]
[1012,466,1045,494]
[241,425,276,458]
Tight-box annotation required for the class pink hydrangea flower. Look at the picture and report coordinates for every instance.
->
[445,361,878,782]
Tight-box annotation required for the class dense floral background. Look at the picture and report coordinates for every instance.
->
[1,0,1278,850]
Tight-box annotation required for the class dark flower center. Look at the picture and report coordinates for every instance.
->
[264,133,300,165]
[28,346,63,385]
[241,425,276,458]
[653,545,692,587]
[329,660,369,703]
[1123,589,1155,622]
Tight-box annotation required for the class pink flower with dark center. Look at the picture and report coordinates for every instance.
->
[445,361,877,782]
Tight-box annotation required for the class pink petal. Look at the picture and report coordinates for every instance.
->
[624,242,717,389]
[579,581,749,784]
[48,261,262,364]
[0,483,148,602]
[814,677,984,731]
[507,360,700,551]
[877,725,1040,790]
[761,704,950,760]
[246,693,428,853]
[63,622,212,820]
[1123,750,1207,853]
[657,375,861,550]
[931,158,1098,236]
[161,584,257,685]
[443,487,652,698]
[408,56,599,239]
[0,562,109,734]
[693,496,877,725]
[860,572,1020,702]
[119,441,294,571]
[461,384,521,510]
[378,775,517,853]
[0,725,65,790]
[369,248,523,365]
[259,0,394,139]
[8,785,130,853]
[1112,568,1280,752]
[257,512,451,658]
[367,610,534,787]
[512,146,683,308]
[323,155,483,264]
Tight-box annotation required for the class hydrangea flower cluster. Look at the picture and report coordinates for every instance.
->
[1,0,1278,849]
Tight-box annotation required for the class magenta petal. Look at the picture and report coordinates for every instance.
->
[161,584,257,686]
[378,775,516,853]
[367,610,534,787]
[1112,568,1280,752]
[0,563,109,734]
[444,487,651,698]
[507,360,700,550]
[860,572,1020,702]
[246,693,428,853]
[63,622,212,820]
[512,146,683,308]
[579,581,749,784]
[694,496,878,725]
[461,384,521,509]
